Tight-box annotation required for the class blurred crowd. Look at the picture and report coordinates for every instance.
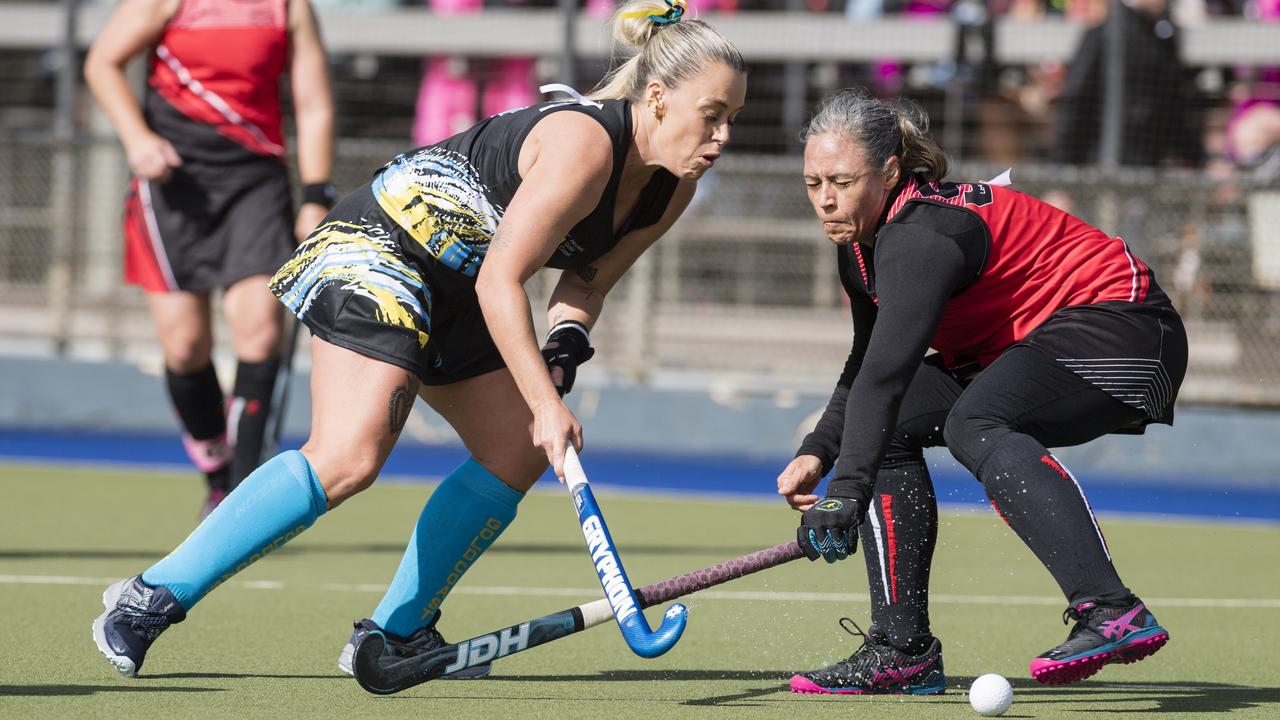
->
[0,0,1274,171]
[295,0,1280,176]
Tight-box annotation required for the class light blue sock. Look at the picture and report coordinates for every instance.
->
[143,450,328,610]
[372,457,523,636]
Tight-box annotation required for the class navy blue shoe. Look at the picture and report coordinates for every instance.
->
[91,576,186,677]
[338,616,491,679]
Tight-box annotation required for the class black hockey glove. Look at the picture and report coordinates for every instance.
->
[798,496,863,563]
[541,320,595,397]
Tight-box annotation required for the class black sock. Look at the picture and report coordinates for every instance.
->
[166,364,230,490]
[977,433,1130,606]
[166,364,226,439]
[229,357,280,488]
[859,457,938,656]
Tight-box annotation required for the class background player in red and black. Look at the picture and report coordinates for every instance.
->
[776,89,1187,695]
[84,0,335,516]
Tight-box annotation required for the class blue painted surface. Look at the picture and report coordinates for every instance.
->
[5,357,1280,486]
[1,429,1276,523]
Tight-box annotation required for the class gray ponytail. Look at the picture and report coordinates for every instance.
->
[801,88,949,182]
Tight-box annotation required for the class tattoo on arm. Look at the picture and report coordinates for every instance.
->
[388,380,418,434]
[575,265,598,284]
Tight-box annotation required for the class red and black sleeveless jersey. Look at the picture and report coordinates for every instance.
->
[145,0,288,162]
[850,176,1160,368]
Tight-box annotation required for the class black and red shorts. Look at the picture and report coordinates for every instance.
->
[123,158,295,293]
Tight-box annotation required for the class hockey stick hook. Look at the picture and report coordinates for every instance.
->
[565,446,687,658]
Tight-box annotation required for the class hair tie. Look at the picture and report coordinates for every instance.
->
[619,0,686,26]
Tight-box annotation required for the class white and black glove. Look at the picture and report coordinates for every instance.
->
[541,320,595,397]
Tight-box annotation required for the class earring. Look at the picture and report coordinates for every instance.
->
[653,102,666,120]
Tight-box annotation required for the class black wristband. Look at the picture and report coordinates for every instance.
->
[542,321,595,397]
[548,320,590,346]
[301,182,338,209]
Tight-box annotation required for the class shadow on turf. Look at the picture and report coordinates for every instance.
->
[687,678,1280,712]
[0,684,223,696]
[0,548,169,560]
[144,672,345,680]
[407,670,794,708]
[502,669,792,682]
[953,677,1280,714]
[489,672,1280,713]
[0,542,766,560]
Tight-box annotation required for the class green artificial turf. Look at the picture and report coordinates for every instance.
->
[1,462,1277,719]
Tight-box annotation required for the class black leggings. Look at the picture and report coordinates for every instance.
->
[859,346,1150,652]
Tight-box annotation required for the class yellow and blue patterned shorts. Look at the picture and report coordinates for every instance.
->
[269,184,506,384]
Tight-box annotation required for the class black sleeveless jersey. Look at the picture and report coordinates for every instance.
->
[371,93,680,277]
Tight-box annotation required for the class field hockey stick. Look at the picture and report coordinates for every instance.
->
[261,317,300,462]
[352,539,805,695]
[562,445,687,659]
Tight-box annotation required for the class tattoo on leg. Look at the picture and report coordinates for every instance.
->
[388,381,417,433]
[575,266,598,284]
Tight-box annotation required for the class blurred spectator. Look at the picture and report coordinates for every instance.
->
[1226,90,1280,174]
[976,0,1069,164]
[1052,0,1205,167]
[1224,0,1280,176]
[411,0,741,146]
[845,0,954,95]
[1065,0,1108,23]
[978,65,1067,165]
[412,0,537,146]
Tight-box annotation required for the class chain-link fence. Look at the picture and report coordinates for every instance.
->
[1,2,1278,403]
[1,132,1277,404]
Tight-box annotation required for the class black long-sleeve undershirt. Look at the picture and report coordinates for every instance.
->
[796,200,987,504]
[796,290,875,476]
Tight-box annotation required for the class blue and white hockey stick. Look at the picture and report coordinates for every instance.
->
[563,445,687,659]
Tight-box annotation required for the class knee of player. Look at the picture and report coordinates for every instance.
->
[231,324,285,364]
[163,339,214,374]
[301,442,383,504]
[468,447,547,493]
[941,411,990,472]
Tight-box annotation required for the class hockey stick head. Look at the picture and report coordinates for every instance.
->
[351,630,396,694]
[351,629,459,695]
[619,600,687,658]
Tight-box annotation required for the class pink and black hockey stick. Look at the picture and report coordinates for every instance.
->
[352,539,805,695]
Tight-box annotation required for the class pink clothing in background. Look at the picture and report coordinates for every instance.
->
[1225,0,1280,163]
[415,0,741,146]
[412,0,536,146]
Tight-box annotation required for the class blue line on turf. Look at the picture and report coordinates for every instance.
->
[1,428,1277,523]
